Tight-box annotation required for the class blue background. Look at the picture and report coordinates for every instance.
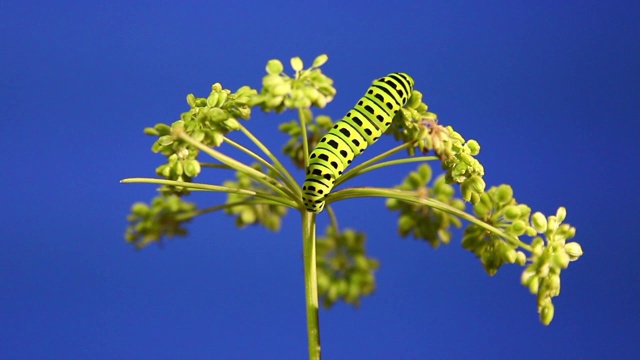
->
[1,1,638,359]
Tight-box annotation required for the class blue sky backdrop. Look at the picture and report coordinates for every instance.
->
[1,1,638,359]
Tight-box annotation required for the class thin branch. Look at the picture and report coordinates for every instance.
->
[177,130,303,208]
[298,107,312,169]
[326,186,532,251]
[237,124,302,196]
[335,141,416,187]
[120,177,297,208]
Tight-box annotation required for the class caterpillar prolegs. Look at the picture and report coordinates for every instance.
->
[302,72,414,213]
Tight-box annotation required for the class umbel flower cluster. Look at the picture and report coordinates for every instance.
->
[124,54,582,325]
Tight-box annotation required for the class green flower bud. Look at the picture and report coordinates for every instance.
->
[174,161,184,176]
[353,254,369,270]
[317,271,330,290]
[186,93,197,108]
[459,152,474,165]
[564,242,583,261]
[531,212,547,233]
[407,172,423,188]
[479,192,492,208]
[540,302,555,325]
[312,54,328,68]
[516,251,527,265]
[266,59,283,74]
[345,282,359,303]
[216,90,229,107]
[504,205,521,221]
[551,249,570,269]
[303,86,320,102]
[461,182,472,202]
[131,202,149,216]
[510,220,527,235]
[337,279,348,297]
[504,248,517,263]
[556,206,567,222]
[240,207,256,224]
[537,262,550,278]
[528,275,540,294]
[206,91,219,107]
[495,185,513,205]
[531,236,544,250]
[386,198,399,209]
[184,159,201,177]
[327,283,339,302]
[211,83,222,92]
[272,82,292,97]
[223,118,241,130]
[211,132,224,147]
[406,90,422,109]
[143,127,159,136]
[417,164,432,182]
[262,74,284,88]
[466,139,480,155]
[525,226,538,236]
[160,164,171,177]
[547,215,558,232]
[398,214,415,237]
[473,202,491,218]
[290,57,303,72]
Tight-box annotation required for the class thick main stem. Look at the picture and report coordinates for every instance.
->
[301,210,321,360]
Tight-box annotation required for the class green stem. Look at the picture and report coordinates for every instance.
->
[327,187,531,251]
[301,210,321,360]
[177,130,302,207]
[222,136,282,177]
[298,107,312,169]
[237,125,301,196]
[120,177,297,208]
[335,141,415,187]
[172,199,278,222]
[339,155,439,186]
[325,204,339,232]
[199,163,233,169]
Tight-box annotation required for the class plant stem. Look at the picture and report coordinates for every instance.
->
[298,108,312,168]
[120,177,297,208]
[335,141,415,186]
[327,187,532,251]
[301,210,321,360]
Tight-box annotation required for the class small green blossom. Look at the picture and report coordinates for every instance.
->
[387,164,465,247]
[253,54,336,113]
[280,112,333,169]
[316,225,379,308]
[223,163,287,231]
[125,195,196,249]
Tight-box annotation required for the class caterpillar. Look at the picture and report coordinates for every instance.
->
[302,72,414,213]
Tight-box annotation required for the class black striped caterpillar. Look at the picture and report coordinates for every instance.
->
[302,72,414,213]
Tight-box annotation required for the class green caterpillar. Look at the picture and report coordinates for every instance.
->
[302,72,414,213]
